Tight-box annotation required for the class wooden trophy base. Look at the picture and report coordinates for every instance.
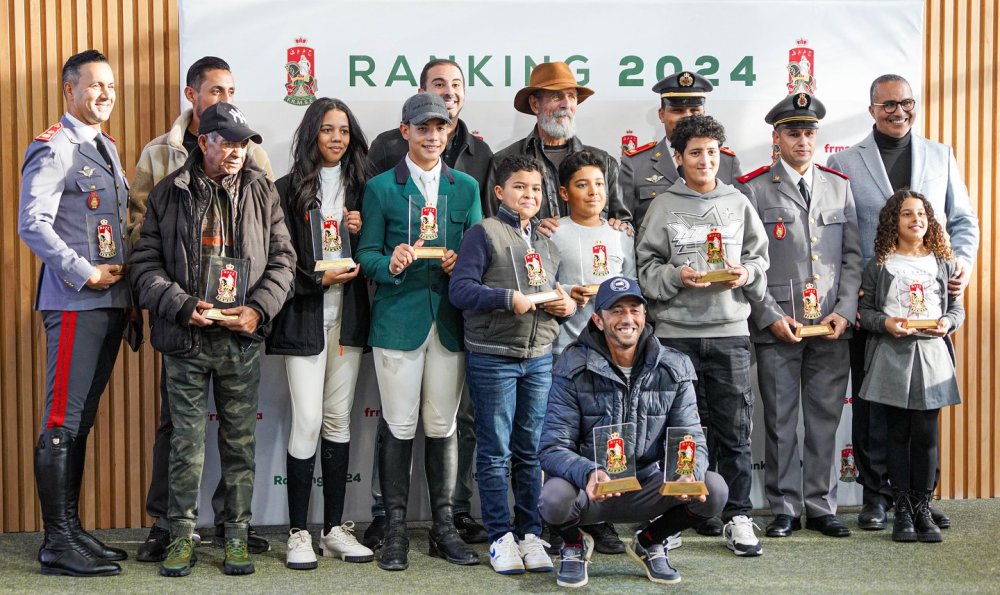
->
[204,308,238,321]
[796,323,834,338]
[905,319,939,329]
[314,258,357,272]
[580,284,600,296]
[595,476,642,496]
[659,480,710,497]
[414,246,447,259]
[527,290,561,305]
[699,269,739,283]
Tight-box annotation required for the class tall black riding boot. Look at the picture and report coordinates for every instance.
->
[377,425,413,571]
[910,490,942,543]
[35,428,121,576]
[320,439,350,531]
[425,434,479,565]
[286,451,316,532]
[63,432,128,560]
[890,490,917,543]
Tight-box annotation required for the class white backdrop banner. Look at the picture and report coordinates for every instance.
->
[178,0,924,527]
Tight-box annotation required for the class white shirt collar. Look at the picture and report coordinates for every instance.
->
[405,154,443,204]
[778,157,814,191]
[64,112,101,144]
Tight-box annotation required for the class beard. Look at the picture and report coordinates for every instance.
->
[538,109,575,140]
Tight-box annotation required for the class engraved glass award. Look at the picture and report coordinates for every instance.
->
[309,208,356,272]
[509,245,560,305]
[408,194,448,258]
[86,214,124,265]
[790,279,833,337]
[898,276,937,329]
[577,237,622,296]
[698,226,738,283]
[660,426,710,497]
[202,256,250,321]
[592,422,642,495]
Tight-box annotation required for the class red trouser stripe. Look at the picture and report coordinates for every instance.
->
[47,311,78,429]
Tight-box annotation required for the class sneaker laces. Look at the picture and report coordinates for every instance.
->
[561,543,585,562]
[166,537,193,558]
[289,530,311,548]
[729,516,761,540]
[225,538,249,558]
[495,535,520,557]
[331,522,362,545]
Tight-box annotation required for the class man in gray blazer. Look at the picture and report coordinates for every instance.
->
[739,92,861,539]
[18,49,130,577]
[826,74,979,531]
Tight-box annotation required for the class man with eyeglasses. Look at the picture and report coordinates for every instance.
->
[826,73,979,533]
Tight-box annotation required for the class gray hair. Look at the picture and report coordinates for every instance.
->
[869,74,910,104]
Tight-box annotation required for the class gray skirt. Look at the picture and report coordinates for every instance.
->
[859,335,960,410]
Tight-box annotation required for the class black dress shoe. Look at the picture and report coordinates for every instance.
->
[363,515,386,550]
[453,512,488,544]
[582,522,625,554]
[137,526,170,562]
[695,516,724,536]
[428,526,480,565]
[765,514,801,537]
[806,515,852,537]
[858,503,887,531]
[929,505,951,529]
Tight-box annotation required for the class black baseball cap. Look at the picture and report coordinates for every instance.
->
[198,102,263,143]
[594,277,647,312]
[401,93,451,125]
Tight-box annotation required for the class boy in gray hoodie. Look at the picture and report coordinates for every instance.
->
[635,115,769,557]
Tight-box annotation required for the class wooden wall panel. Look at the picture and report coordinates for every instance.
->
[0,0,995,532]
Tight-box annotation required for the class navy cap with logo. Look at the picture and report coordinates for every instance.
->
[764,92,827,129]
[198,102,263,143]
[652,71,714,106]
[594,276,647,312]
[401,93,452,125]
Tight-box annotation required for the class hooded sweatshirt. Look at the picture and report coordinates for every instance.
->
[636,178,769,338]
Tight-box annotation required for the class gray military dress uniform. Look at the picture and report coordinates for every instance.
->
[739,158,862,520]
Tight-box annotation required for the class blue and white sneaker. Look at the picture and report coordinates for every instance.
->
[627,535,681,584]
[490,532,525,574]
[556,533,594,588]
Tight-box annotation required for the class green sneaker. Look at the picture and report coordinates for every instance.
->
[223,538,255,575]
[160,537,197,577]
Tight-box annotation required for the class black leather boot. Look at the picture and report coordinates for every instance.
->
[286,451,316,531]
[377,425,413,571]
[35,428,121,576]
[890,491,917,543]
[910,490,942,543]
[320,439,350,530]
[64,432,128,560]
[425,434,479,565]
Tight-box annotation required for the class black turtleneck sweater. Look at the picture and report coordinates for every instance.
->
[873,126,912,192]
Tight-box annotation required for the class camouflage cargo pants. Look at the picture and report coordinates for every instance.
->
[163,329,261,541]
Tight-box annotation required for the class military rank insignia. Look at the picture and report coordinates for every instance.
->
[592,241,609,276]
[802,283,821,319]
[705,227,725,264]
[322,214,342,253]
[606,432,627,474]
[216,264,238,304]
[676,434,696,476]
[524,249,547,286]
[419,204,438,241]
[96,219,116,259]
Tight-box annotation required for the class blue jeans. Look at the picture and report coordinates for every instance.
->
[466,351,552,544]
[660,336,754,521]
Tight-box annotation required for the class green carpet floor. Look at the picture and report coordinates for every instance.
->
[1,502,998,593]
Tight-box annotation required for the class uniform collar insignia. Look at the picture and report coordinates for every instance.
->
[646,174,664,183]
[79,165,95,178]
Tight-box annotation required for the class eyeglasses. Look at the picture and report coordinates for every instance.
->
[872,98,916,113]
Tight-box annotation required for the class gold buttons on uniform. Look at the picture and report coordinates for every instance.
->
[808,217,815,224]
[813,273,821,281]
[810,236,817,244]
[777,216,784,222]
[811,255,818,261]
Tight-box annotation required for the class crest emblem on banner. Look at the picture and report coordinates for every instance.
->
[620,129,638,155]
[284,37,318,106]
[839,444,858,482]
[787,38,816,94]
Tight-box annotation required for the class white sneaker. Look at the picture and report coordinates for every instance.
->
[286,529,318,570]
[665,532,682,551]
[320,522,375,563]
[518,533,553,572]
[489,532,525,574]
[723,516,762,557]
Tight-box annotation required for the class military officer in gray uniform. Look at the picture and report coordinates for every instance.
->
[737,91,861,539]
[623,71,742,232]
[18,49,131,577]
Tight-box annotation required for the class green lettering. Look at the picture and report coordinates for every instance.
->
[349,55,376,87]
[386,55,416,86]
[565,55,589,86]
[467,55,493,87]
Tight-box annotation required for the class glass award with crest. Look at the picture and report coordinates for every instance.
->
[202,256,250,321]
[899,277,938,329]
[509,245,560,305]
[660,426,710,497]
[308,208,356,272]
[409,194,448,258]
[698,226,739,283]
[578,238,622,296]
[86,214,124,266]
[592,422,642,495]
[790,279,833,337]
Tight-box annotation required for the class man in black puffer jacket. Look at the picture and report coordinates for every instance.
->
[538,277,726,587]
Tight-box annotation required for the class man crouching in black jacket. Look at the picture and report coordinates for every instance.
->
[537,276,726,588]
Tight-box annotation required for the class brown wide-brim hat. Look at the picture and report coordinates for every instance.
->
[513,61,594,115]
